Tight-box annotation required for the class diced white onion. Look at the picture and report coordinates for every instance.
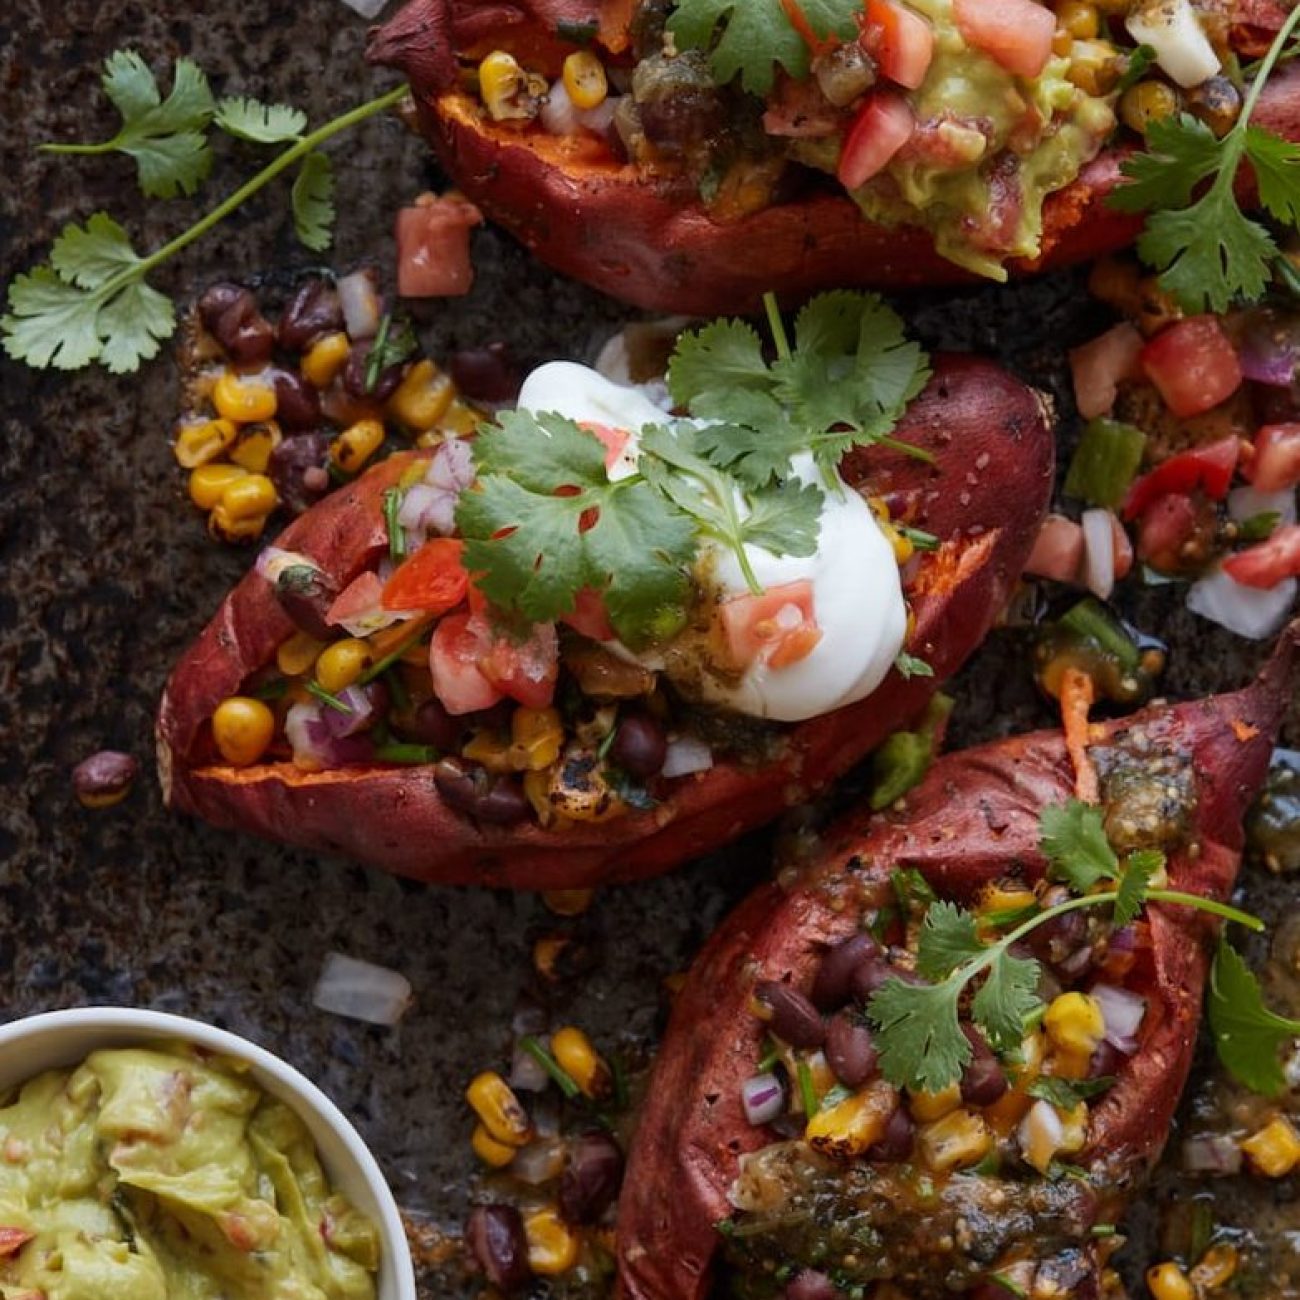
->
[1091,982,1146,1054]
[510,1137,568,1184]
[1187,565,1297,640]
[1080,508,1116,600]
[338,269,382,340]
[662,736,714,778]
[312,952,412,1026]
[541,81,582,136]
[741,1073,786,1126]
[1229,484,1299,529]
[338,0,388,15]
[1125,0,1220,88]
[1181,1133,1244,1175]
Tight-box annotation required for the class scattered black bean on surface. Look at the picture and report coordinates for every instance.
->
[558,1131,624,1225]
[72,751,138,808]
[466,1204,530,1291]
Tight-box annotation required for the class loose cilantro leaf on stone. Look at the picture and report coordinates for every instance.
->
[291,151,336,251]
[1208,941,1300,1097]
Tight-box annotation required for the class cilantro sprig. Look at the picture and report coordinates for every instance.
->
[1208,940,1300,1097]
[1112,5,1300,312]
[866,800,1263,1093]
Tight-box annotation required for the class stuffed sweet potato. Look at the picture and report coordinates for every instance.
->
[368,0,1300,314]
[617,623,1298,1299]
[157,321,1053,890]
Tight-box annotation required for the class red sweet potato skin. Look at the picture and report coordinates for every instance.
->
[615,625,1298,1300]
[156,355,1052,890]
[368,1,1300,314]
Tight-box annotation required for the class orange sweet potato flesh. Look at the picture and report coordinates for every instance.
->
[367,0,1300,314]
[156,355,1052,889]
[617,623,1299,1300]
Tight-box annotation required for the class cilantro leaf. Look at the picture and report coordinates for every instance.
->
[915,901,984,981]
[292,151,336,252]
[868,976,971,1093]
[2,267,109,371]
[1245,124,1300,228]
[48,212,141,289]
[667,319,771,407]
[1111,113,1223,214]
[971,950,1041,1052]
[95,279,175,373]
[1040,800,1119,891]
[1027,1075,1116,1109]
[735,479,823,556]
[215,96,307,143]
[1208,941,1300,1097]
[894,651,933,681]
[1114,848,1163,926]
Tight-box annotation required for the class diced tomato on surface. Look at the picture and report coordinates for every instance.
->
[862,0,934,89]
[1140,317,1244,418]
[395,194,483,298]
[381,537,469,614]
[1070,323,1144,420]
[479,622,560,709]
[429,613,504,715]
[952,0,1055,79]
[837,91,916,190]
[561,587,616,642]
[719,581,823,671]
[1025,513,1084,583]
[1246,423,1300,492]
[1121,437,1240,520]
[579,421,632,474]
[1223,524,1300,589]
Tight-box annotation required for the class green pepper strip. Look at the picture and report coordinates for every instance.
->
[1063,418,1146,509]
[1057,598,1141,673]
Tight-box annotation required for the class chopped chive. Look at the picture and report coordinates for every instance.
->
[1238,510,1281,542]
[364,313,392,394]
[1090,1224,1118,1238]
[796,1059,818,1119]
[372,743,439,765]
[989,1273,1028,1298]
[383,665,410,713]
[757,1038,781,1073]
[251,677,289,701]
[897,524,940,551]
[384,487,406,564]
[1057,597,1140,673]
[306,681,352,713]
[359,624,428,685]
[597,720,620,761]
[519,1036,582,1100]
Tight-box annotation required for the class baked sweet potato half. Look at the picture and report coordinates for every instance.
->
[617,624,1298,1299]
[368,0,1300,314]
[157,352,1052,890]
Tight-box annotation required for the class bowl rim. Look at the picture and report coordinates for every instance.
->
[0,1005,417,1300]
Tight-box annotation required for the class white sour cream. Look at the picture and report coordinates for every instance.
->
[515,362,908,722]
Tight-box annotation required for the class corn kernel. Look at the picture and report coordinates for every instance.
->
[189,463,248,510]
[525,769,556,827]
[219,473,279,522]
[470,1123,516,1169]
[213,370,278,424]
[1120,79,1180,135]
[1067,39,1120,96]
[510,707,564,772]
[551,1026,612,1100]
[437,398,482,437]
[302,332,350,388]
[387,359,454,432]
[465,1071,533,1147]
[909,1083,961,1122]
[533,935,573,982]
[1019,1097,1089,1173]
[542,889,594,917]
[228,420,282,474]
[524,1206,580,1276]
[315,638,372,693]
[563,50,608,110]
[463,729,515,774]
[209,505,268,543]
[276,630,325,678]
[331,418,386,474]
[1190,1243,1239,1290]
[211,697,275,767]
[1056,0,1099,38]
[805,1081,896,1160]
[1241,1115,1300,1177]
[175,417,238,468]
[918,1107,993,1172]
[479,50,544,121]
[1044,992,1105,1057]
[1146,1262,1195,1300]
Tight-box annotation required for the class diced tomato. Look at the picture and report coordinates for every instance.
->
[395,194,484,298]
[429,613,503,716]
[479,622,560,709]
[561,587,616,641]
[579,421,632,474]
[719,581,822,670]
[863,0,934,89]
[1110,512,1135,582]
[1025,513,1084,583]
[1069,323,1144,420]
[837,91,915,191]
[1135,492,1201,569]
[382,538,469,614]
[324,571,398,632]
[1246,423,1300,492]
[1140,317,1244,419]
[952,0,1055,79]
[0,1228,33,1257]
[1223,523,1300,589]
[1121,437,1240,520]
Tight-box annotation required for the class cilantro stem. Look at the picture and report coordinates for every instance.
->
[357,620,430,686]
[42,136,129,156]
[1240,4,1300,123]
[762,291,792,363]
[1146,889,1264,931]
[519,1036,582,1100]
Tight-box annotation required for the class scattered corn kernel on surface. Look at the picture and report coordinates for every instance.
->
[4,2,1300,1296]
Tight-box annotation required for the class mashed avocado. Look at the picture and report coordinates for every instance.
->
[0,1045,380,1300]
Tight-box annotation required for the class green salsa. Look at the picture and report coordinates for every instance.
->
[0,1045,380,1300]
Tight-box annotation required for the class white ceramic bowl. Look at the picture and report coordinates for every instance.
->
[0,1007,417,1300]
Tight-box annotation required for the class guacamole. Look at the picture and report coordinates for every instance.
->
[0,1045,380,1300]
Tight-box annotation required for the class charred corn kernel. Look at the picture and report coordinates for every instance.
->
[562,50,608,110]
[466,1071,533,1148]
[524,1207,580,1276]
[909,1083,961,1122]
[551,1027,612,1100]
[1067,39,1120,96]
[510,707,564,771]
[213,370,277,424]
[533,935,571,982]
[209,505,268,543]
[228,420,281,474]
[212,697,275,767]
[470,1123,516,1169]
[175,417,238,468]
[918,1108,993,1173]
[806,1081,896,1160]
[219,473,278,522]
[525,769,556,827]
[1190,1244,1239,1290]
[189,462,248,509]
[1120,79,1180,134]
[302,331,350,388]
[387,359,454,431]
[479,50,537,121]
[1146,1262,1195,1300]
[1056,0,1099,38]
[1241,1115,1300,1177]
[543,888,594,917]
[464,729,515,774]
[548,750,625,822]
[331,418,385,474]
[436,398,481,437]
[315,638,372,693]
[1044,992,1105,1056]
[276,630,325,677]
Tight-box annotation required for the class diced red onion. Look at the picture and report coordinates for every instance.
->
[1181,1133,1243,1175]
[256,546,318,583]
[285,702,375,769]
[1238,319,1298,387]
[1091,982,1146,1054]
[510,1137,567,1185]
[1080,508,1116,600]
[741,1072,786,1126]
[400,438,476,539]
[1187,565,1297,640]
[312,952,412,1026]
[320,684,378,738]
[338,269,382,340]
[662,736,714,779]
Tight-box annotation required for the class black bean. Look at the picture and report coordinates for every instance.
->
[851,959,923,1003]
[434,758,530,825]
[343,341,403,401]
[72,751,138,808]
[273,564,340,642]
[449,342,521,406]
[197,282,247,331]
[755,981,824,1050]
[466,1205,530,1291]
[611,713,666,778]
[271,369,322,429]
[959,1025,1007,1107]
[198,283,274,365]
[811,933,880,1010]
[825,1012,878,1088]
[278,279,344,352]
[268,432,332,517]
[867,1102,914,1162]
[786,1271,840,1300]
[400,697,464,752]
[558,1132,624,1224]
[1088,1040,1122,1080]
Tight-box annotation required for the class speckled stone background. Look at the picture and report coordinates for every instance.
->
[2,3,1298,1296]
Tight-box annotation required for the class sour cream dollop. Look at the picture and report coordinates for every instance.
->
[515,362,908,722]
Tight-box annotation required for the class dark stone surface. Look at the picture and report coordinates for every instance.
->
[1,3,1297,1297]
